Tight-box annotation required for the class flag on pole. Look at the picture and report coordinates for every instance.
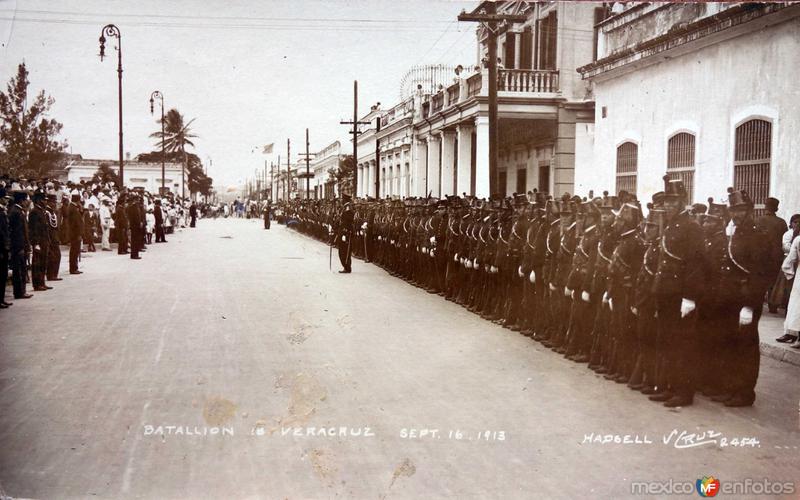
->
[262,143,274,154]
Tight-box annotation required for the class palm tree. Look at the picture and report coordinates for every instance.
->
[150,108,198,198]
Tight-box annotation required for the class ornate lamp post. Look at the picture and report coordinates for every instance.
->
[149,91,165,195]
[98,24,124,188]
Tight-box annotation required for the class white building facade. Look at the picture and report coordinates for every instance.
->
[578,2,800,216]
[311,141,345,199]
[377,97,418,198]
[356,105,382,198]
[65,156,186,195]
[409,0,598,199]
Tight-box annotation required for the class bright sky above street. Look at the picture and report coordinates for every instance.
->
[0,0,477,188]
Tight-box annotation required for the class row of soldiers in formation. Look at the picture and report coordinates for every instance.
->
[282,175,785,408]
[0,186,170,305]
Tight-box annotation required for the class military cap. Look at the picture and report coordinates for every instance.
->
[614,202,641,223]
[705,197,728,220]
[765,197,779,212]
[662,174,687,200]
[645,204,665,226]
[726,187,753,209]
[599,191,620,211]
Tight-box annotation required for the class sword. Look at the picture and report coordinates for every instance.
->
[346,233,352,266]
[363,229,368,262]
[329,235,333,271]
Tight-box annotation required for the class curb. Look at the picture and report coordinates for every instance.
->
[760,341,800,367]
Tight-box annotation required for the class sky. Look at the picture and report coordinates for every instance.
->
[0,0,478,189]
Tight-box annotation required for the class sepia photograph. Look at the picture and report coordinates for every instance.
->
[1,0,799,498]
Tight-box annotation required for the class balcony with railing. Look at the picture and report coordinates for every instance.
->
[417,68,560,124]
[380,98,414,127]
[498,69,559,93]
[467,73,482,97]
[431,92,445,113]
[446,82,460,104]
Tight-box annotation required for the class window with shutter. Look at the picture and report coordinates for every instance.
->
[734,119,771,216]
[616,142,638,195]
[667,132,696,203]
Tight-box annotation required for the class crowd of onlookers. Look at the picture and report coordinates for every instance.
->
[774,213,800,347]
[0,176,202,307]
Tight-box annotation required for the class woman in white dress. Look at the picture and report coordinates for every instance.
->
[780,234,800,348]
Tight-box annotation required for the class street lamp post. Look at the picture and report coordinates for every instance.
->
[98,24,124,189]
[149,90,165,196]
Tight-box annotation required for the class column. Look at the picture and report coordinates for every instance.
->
[456,123,474,197]
[426,135,441,198]
[474,115,490,199]
[399,148,407,198]
[554,105,576,197]
[440,130,456,197]
[412,139,427,197]
[365,160,372,198]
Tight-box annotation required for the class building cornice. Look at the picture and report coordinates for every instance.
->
[578,3,797,80]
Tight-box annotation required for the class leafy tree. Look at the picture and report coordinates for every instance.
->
[149,109,213,197]
[0,62,68,178]
[137,149,213,197]
[90,162,121,186]
[327,154,354,197]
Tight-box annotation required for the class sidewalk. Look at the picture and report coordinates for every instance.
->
[759,308,800,367]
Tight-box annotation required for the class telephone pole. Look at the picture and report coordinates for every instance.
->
[340,80,370,197]
[286,139,291,201]
[458,5,526,197]
[297,128,314,199]
[374,114,381,198]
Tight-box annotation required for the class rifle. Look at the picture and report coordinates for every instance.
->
[329,227,335,271]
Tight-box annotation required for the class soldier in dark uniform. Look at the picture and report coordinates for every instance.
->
[45,194,63,281]
[714,188,781,406]
[138,196,148,252]
[115,193,129,254]
[154,199,167,242]
[631,204,665,394]
[28,190,52,291]
[0,188,11,307]
[263,202,271,230]
[756,197,787,313]
[9,190,32,299]
[189,202,198,228]
[67,192,84,274]
[336,195,354,273]
[650,176,704,407]
[696,198,730,400]
[605,202,644,383]
[127,194,142,260]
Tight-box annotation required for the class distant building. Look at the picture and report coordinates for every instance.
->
[376,97,417,198]
[311,141,347,199]
[404,0,599,198]
[64,154,186,194]
[355,104,382,198]
[577,2,800,215]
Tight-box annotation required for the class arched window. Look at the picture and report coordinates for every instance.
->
[615,141,638,195]
[667,132,696,203]
[734,119,771,215]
